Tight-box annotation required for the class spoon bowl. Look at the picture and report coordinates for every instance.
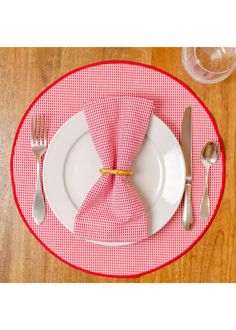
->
[201,141,219,167]
[200,141,219,221]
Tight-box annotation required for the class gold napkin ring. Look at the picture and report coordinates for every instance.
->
[100,168,133,176]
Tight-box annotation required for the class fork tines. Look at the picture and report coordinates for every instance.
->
[31,114,47,145]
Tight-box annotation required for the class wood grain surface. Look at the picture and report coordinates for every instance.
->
[0,47,235,282]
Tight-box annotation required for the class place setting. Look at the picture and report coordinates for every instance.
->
[11,57,225,277]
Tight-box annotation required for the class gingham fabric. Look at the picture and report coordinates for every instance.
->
[11,61,225,277]
[74,97,154,242]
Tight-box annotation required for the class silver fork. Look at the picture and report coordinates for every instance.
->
[31,114,47,224]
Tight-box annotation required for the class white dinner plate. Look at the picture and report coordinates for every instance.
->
[43,112,186,246]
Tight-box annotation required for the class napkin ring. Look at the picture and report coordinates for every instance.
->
[100,168,133,176]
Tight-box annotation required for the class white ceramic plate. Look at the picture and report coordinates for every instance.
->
[43,112,186,246]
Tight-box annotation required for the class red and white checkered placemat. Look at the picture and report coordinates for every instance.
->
[11,61,225,278]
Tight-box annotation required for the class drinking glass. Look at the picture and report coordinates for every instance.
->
[182,47,236,84]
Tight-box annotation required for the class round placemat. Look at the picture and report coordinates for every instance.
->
[11,61,225,277]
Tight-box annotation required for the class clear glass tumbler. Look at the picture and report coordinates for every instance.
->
[182,47,236,84]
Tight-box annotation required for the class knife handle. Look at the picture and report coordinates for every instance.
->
[182,182,193,230]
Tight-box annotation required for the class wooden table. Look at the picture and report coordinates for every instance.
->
[0,48,235,282]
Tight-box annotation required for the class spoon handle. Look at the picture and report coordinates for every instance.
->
[200,167,210,221]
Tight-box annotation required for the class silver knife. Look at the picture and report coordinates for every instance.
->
[181,107,193,230]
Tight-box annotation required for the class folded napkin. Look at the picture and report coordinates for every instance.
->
[74,97,154,242]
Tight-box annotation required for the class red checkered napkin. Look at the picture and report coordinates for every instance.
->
[74,97,154,242]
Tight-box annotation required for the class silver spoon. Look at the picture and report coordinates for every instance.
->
[200,141,219,221]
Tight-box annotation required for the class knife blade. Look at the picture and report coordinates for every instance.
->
[181,107,193,230]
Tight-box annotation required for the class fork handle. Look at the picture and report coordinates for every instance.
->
[32,160,45,224]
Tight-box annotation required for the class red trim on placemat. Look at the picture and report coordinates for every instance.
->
[10,60,226,278]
